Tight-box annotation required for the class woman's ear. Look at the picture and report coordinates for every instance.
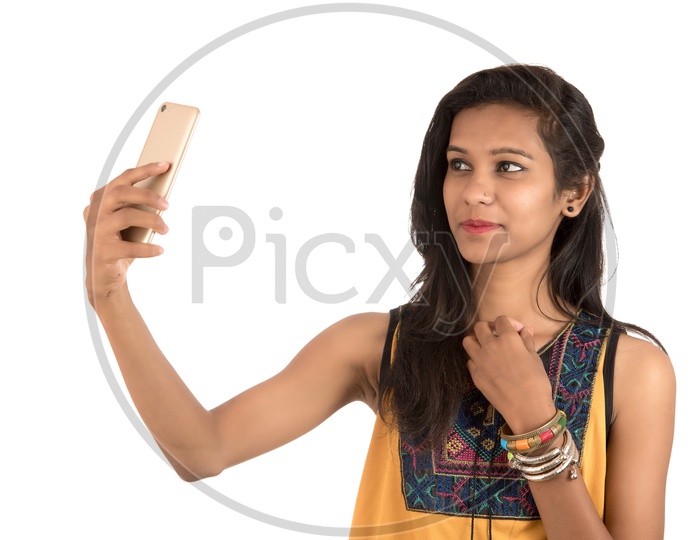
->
[561,175,594,217]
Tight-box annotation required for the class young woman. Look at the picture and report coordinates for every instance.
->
[84,65,675,539]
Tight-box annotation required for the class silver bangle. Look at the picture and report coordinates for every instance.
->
[508,429,580,482]
[514,450,570,475]
[522,445,579,482]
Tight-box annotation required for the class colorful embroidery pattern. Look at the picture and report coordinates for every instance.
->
[400,312,609,519]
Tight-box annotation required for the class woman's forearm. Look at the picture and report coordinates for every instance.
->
[95,289,221,479]
[529,472,612,539]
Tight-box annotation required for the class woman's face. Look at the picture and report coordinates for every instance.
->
[443,103,568,271]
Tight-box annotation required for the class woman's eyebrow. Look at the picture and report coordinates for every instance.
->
[446,144,468,154]
[446,145,534,161]
[491,147,534,160]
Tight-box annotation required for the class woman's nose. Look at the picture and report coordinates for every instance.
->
[461,172,494,205]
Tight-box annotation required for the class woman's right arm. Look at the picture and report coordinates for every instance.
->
[84,162,387,481]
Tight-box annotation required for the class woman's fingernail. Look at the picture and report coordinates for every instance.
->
[159,198,169,209]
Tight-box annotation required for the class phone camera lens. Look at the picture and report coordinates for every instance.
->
[161,105,167,112]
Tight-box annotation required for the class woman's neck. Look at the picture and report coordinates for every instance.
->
[469,260,573,348]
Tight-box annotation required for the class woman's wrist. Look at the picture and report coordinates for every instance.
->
[92,284,134,319]
[505,401,557,434]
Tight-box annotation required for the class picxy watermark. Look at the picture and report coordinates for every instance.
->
[192,205,417,304]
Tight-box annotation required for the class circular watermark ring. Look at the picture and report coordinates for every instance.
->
[84,3,617,536]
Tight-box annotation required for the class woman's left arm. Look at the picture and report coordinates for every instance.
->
[527,334,675,539]
[465,318,675,539]
[602,334,675,538]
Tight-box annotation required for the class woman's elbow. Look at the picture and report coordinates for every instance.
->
[174,458,223,482]
[158,445,224,482]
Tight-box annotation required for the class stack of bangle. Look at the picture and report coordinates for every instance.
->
[500,409,579,482]
[508,428,579,482]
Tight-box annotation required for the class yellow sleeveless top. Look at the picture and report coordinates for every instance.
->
[350,310,615,539]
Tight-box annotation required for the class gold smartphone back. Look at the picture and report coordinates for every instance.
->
[121,102,200,244]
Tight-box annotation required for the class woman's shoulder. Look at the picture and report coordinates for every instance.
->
[614,332,672,373]
[323,310,392,409]
[328,310,391,340]
[610,331,675,424]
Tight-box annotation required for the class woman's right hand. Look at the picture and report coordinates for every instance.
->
[84,161,171,307]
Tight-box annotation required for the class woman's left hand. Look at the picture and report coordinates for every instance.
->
[463,315,556,433]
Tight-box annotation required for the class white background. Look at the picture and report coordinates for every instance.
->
[2,1,696,538]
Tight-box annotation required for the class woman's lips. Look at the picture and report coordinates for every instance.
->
[461,219,501,234]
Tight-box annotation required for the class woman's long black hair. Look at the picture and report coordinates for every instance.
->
[378,64,664,443]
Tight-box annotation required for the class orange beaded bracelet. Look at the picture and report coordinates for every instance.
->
[500,410,567,454]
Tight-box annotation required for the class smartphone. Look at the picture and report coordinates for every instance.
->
[121,102,200,244]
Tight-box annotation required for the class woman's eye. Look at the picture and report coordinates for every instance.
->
[497,162,524,172]
[450,159,470,171]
